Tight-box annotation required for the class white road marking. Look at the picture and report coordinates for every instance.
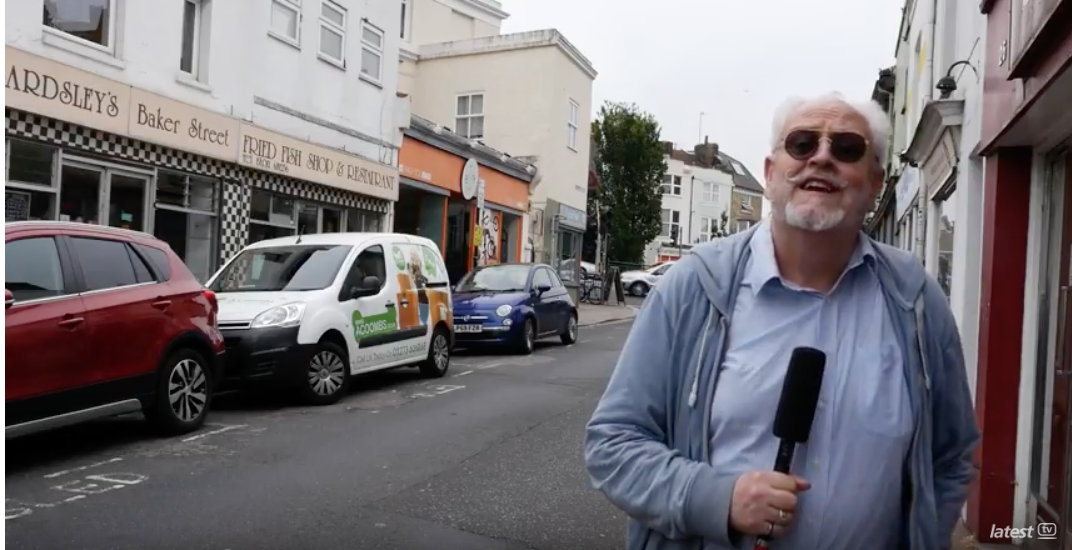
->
[453,370,474,377]
[475,362,504,370]
[43,457,123,479]
[181,424,247,442]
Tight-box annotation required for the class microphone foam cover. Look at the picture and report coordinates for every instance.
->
[772,347,827,443]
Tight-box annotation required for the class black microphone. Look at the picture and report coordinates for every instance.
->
[755,346,826,549]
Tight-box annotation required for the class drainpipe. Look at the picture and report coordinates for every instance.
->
[915,0,938,263]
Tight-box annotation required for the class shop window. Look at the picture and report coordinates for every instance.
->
[556,230,581,283]
[249,189,296,244]
[59,164,102,224]
[44,0,116,52]
[6,141,59,222]
[155,171,219,282]
[935,187,956,299]
[298,203,320,234]
[346,208,381,232]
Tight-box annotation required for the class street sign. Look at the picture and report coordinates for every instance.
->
[461,158,479,200]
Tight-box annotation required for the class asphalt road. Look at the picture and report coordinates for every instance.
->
[5,320,634,550]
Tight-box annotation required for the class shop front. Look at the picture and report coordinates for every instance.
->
[398,119,534,283]
[968,2,1072,545]
[544,199,587,302]
[4,46,396,281]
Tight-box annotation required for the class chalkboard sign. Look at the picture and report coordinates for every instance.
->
[6,190,31,222]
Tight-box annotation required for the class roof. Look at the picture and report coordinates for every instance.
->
[662,143,764,193]
[242,232,439,250]
[405,114,538,182]
[5,221,162,243]
[417,29,597,80]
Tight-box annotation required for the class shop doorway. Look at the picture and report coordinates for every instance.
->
[59,158,151,232]
[1030,151,1072,550]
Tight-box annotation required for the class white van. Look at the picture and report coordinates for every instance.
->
[205,233,454,405]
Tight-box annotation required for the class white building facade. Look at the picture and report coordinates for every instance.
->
[395,0,596,287]
[643,143,737,266]
[866,0,990,535]
[6,0,404,280]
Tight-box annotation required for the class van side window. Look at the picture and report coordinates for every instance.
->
[339,245,386,300]
[419,244,447,285]
[5,237,68,302]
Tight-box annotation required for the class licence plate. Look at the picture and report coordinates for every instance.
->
[456,324,483,333]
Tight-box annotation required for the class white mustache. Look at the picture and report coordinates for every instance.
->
[784,169,849,190]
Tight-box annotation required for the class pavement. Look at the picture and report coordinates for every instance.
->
[5,321,635,550]
[578,302,639,326]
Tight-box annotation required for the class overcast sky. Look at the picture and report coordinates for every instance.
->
[501,0,904,188]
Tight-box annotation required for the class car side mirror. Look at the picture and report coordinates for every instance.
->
[349,275,381,299]
[536,283,552,295]
[4,289,13,308]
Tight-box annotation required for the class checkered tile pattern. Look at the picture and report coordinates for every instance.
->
[7,109,392,266]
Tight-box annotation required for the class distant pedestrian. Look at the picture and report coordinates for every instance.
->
[584,92,979,550]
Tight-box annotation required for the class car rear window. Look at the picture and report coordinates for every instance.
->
[134,243,172,281]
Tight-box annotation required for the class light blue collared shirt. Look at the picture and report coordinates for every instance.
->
[704,222,912,550]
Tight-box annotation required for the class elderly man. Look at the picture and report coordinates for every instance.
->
[584,93,979,550]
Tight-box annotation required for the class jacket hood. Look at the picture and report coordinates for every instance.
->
[683,222,929,314]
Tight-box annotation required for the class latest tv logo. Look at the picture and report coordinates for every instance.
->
[989,523,1057,540]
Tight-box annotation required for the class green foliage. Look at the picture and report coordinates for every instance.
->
[590,101,666,265]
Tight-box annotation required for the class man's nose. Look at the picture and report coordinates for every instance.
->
[807,138,837,168]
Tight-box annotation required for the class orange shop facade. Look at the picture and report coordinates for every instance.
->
[397,117,535,283]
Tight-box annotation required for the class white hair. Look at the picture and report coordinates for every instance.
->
[769,92,891,164]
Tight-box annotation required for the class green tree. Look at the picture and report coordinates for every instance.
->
[590,102,666,265]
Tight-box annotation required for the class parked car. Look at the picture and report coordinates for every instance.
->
[5,222,224,439]
[620,261,676,296]
[205,233,453,406]
[452,263,578,354]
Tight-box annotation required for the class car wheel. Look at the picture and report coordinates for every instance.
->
[419,327,451,378]
[299,341,350,406]
[145,348,212,435]
[518,317,536,355]
[560,312,578,345]
[629,282,649,297]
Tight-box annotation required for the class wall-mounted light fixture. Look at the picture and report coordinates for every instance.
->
[936,60,979,99]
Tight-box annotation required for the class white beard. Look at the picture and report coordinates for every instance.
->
[784,200,846,232]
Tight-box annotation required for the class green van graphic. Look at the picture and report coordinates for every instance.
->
[352,307,398,341]
[421,246,438,278]
[391,246,407,271]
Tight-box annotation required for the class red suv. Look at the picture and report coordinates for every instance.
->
[5,222,225,438]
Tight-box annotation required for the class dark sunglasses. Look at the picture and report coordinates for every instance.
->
[782,130,869,164]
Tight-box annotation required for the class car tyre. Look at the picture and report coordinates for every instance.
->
[419,327,451,378]
[145,348,212,435]
[299,341,350,406]
[629,281,649,297]
[518,317,536,355]
[560,312,579,345]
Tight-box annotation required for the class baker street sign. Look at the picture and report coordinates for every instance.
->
[239,124,398,201]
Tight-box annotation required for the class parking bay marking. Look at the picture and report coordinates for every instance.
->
[181,423,248,442]
[410,384,466,399]
[8,466,148,520]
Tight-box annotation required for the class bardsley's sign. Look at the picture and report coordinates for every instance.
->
[5,46,130,135]
[238,124,398,201]
[129,89,238,162]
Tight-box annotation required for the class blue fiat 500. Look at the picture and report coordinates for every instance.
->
[452,263,578,354]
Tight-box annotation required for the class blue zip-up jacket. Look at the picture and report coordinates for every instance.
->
[584,226,979,550]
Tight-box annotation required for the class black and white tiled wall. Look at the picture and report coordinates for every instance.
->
[6,109,391,268]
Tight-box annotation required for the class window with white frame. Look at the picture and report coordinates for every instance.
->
[699,217,719,242]
[660,174,682,196]
[660,209,680,239]
[360,22,384,81]
[456,93,485,139]
[701,181,718,203]
[270,0,301,44]
[180,0,204,76]
[319,1,346,65]
[43,0,116,51]
[400,0,411,40]
[735,219,755,233]
[568,100,579,150]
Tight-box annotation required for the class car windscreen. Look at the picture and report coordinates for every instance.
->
[456,265,531,293]
[209,244,352,292]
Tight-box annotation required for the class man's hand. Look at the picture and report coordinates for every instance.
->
[729,471,810,538]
